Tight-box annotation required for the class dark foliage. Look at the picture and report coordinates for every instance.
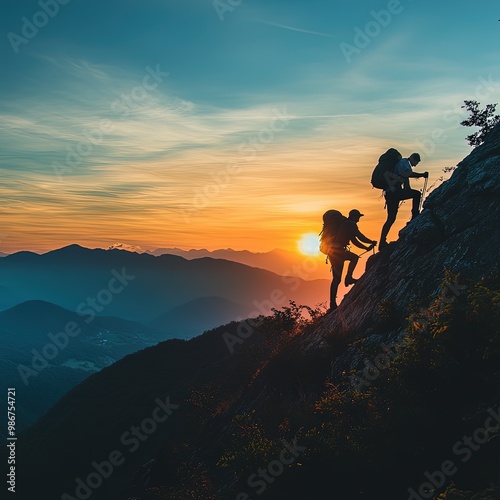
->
[460,100,500,146]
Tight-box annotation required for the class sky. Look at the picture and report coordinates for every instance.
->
[0,0,499,254]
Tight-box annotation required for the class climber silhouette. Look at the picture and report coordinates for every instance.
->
[379,153,428,250]
[329,209,376,311]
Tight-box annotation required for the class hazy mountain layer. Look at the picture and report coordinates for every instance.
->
[0,247,329,323]
[0,300,165,432]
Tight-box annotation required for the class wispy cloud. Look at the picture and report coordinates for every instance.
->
[257,20,334,38]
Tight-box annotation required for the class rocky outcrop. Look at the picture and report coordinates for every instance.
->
[311,124,500,353]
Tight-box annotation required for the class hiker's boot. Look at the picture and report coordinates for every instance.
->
[345,276,357,286]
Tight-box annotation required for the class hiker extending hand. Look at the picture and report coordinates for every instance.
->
[328,209,375,311]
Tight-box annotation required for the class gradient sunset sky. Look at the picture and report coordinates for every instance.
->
[1,0,498,254]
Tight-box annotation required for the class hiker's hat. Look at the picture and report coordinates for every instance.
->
[349,209,364,218]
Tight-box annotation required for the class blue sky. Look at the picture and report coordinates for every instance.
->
[0,0,499,253]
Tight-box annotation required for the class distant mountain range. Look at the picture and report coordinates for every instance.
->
[148,296,254,338]
[146,247,332,281]
[0,244,329,432]
[0,300,166,431]
[0,244,329,324]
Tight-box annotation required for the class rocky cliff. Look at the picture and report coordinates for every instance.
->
[311,122,499,352]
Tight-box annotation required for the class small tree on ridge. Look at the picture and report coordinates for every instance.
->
[461,100,500,146]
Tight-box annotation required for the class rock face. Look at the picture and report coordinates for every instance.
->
[311,124,500,354]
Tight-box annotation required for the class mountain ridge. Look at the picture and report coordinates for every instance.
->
[0,246,329,322]
[145,246,330,281]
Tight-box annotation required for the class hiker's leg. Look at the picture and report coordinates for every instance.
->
[399,189,421,219]
[345,251,359,280]
[410,189,421,218]
[329,255,344,309]
[344,251,359,286]
[380,196,399,244]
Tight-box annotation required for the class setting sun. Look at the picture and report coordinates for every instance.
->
[298,233,321,256]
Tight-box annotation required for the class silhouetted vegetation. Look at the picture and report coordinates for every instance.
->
[96,273,499,500]
[17,277,499,499]
[461,100,500,146]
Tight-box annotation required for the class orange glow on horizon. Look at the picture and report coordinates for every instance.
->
[0,141,437,255]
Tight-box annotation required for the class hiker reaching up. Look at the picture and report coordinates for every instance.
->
[329,209,376,310]
[379,153,428,250]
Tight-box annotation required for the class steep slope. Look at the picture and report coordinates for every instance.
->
[16,314,301,499]
[309,122,500,350]
[15,126,500,500]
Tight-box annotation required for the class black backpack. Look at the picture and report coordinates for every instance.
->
[371,148,402,190]
[319,210,347,257]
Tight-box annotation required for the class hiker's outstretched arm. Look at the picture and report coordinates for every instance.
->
[355,230,373,244]
[351,237,369,250]
[351,237,366,249]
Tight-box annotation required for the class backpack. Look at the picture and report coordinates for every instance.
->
[319,210,347,257]
[371,148,402,190]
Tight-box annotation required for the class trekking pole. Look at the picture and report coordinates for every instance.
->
[358,244,376,257]
[419,176,429,212]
